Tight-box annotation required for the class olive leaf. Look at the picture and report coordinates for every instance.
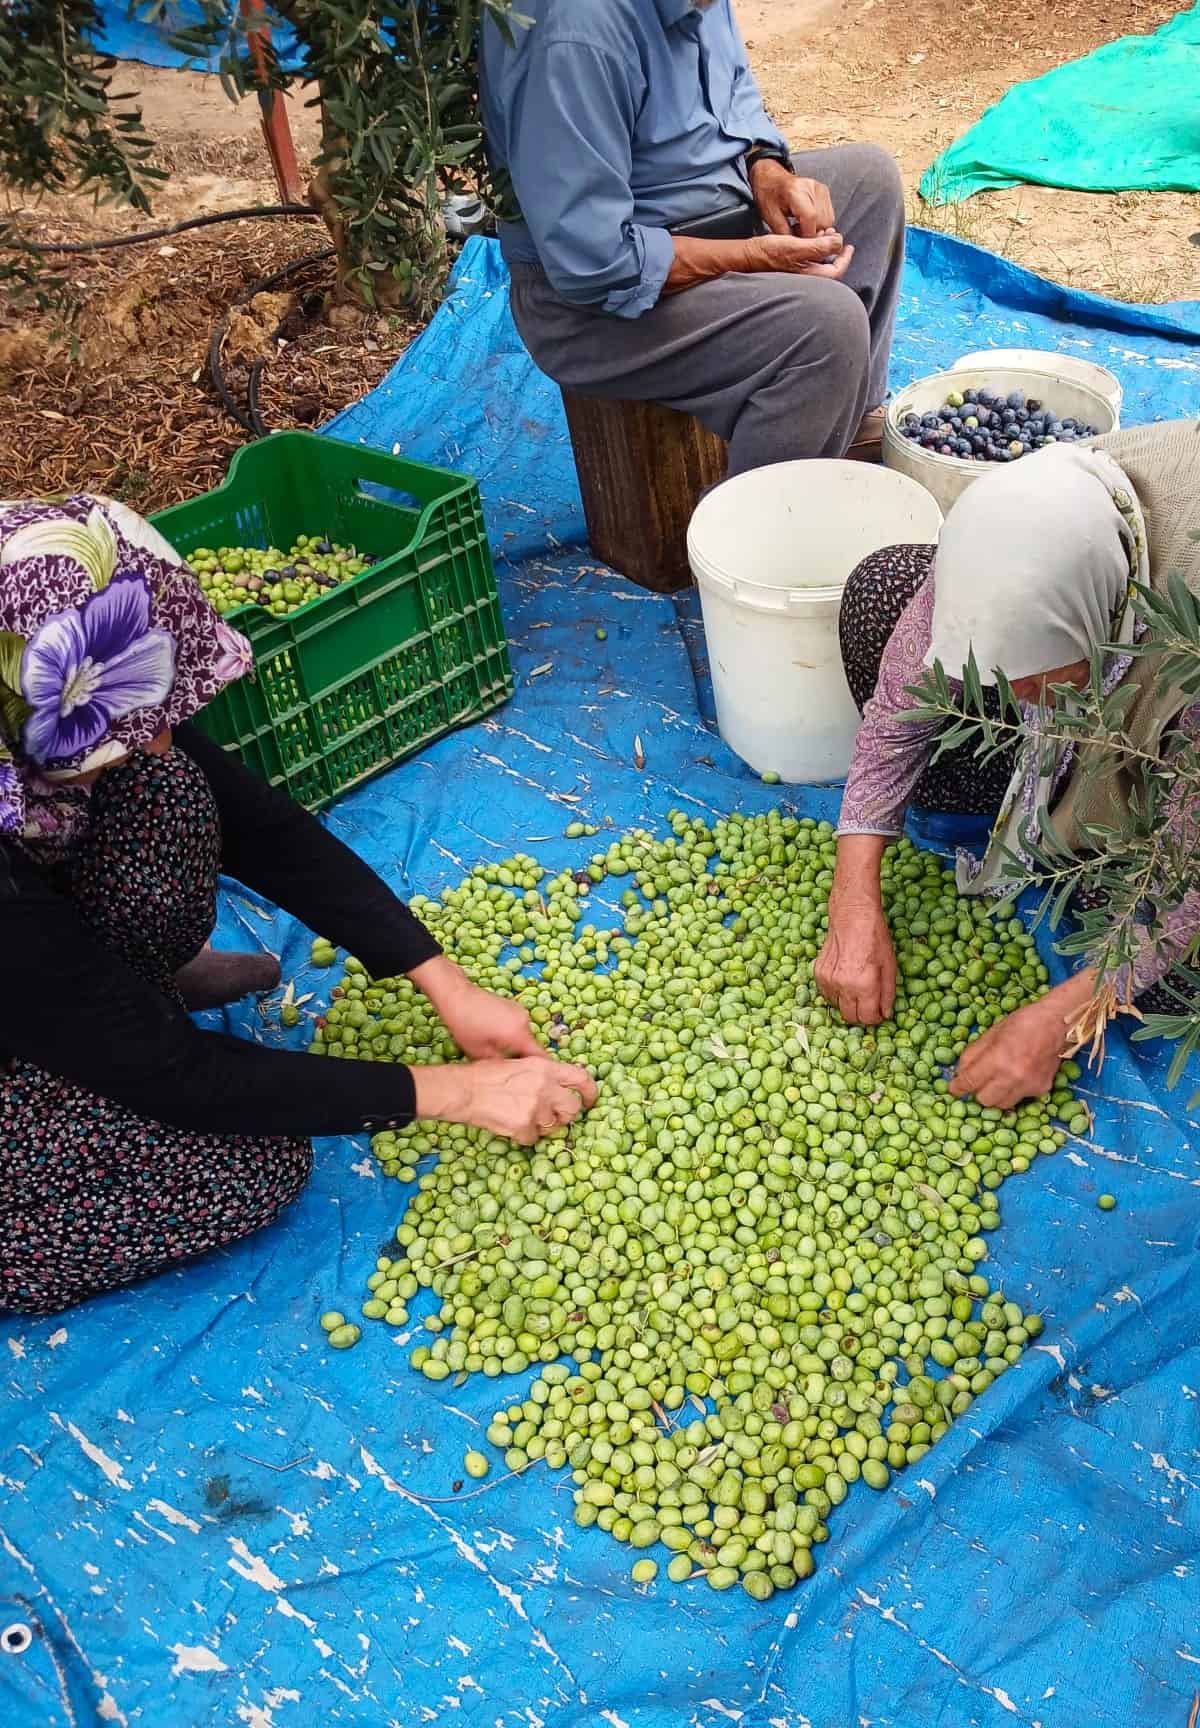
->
[908,571,1200,1101]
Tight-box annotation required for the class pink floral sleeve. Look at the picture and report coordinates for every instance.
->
[837,579,941,837]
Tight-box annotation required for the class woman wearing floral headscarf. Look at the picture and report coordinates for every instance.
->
[816,420,1200,1107]
[0,496,596,1315]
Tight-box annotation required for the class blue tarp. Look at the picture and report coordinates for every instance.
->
[91,0,301,71]
[2,237,1199,1728]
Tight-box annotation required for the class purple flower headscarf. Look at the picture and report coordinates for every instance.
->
[0,495,252,857]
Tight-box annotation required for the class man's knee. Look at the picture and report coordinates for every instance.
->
[785,279,871,380]
[812,140,904,226]
[760,282,871,447]
[722,274,868,382]
[843,142,905,217]
[856,142,905,197]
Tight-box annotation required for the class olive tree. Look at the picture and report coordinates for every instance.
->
[0,0,521,315]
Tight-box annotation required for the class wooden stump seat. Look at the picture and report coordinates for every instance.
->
[560,390,728,593]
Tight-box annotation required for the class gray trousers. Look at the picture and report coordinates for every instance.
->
[509,144,906,477]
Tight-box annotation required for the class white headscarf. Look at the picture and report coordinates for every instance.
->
[925,444,1150,895]
[927,444,1143,680]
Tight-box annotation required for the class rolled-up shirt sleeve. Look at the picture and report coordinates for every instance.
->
[508,39,674,317]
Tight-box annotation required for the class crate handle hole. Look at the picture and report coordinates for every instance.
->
[356,479,425,515]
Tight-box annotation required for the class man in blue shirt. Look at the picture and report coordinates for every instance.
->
[480,0,905,475]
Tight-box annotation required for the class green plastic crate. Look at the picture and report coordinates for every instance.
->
[151,432,513,811]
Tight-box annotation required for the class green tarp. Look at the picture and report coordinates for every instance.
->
[920,3,1200,205]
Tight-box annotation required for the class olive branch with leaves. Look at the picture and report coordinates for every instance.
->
[906,571,1200,1096]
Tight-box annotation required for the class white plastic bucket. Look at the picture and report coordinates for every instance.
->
[953,349,1123,423]
[687,461,944,784]
[882,365,1117,517]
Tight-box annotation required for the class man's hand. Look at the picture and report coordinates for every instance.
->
[744,232,854,280]
[665,228,852,295]
[413,1057,598,1146]
[816,893,897,1025]
[949,972,1094,1109]
[409,956,542,1059]
[750,158,835,238]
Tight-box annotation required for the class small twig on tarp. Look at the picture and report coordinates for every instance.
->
[403,1458,543,1505]
[234,1450,313,1473]
[1186,1691,1198,1728]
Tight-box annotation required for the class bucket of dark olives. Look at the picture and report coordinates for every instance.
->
[882,366,1117,514]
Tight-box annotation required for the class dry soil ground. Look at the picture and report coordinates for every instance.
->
[750,0,1200,304]
[0,0,1196,506]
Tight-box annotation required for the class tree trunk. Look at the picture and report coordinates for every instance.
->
[308,111,450,318]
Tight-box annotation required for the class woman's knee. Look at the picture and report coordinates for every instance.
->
[845,543,934,614]
[842,546,894,618]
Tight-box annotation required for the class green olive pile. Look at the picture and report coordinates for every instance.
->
[310,812,1085,1598]
[188,535,373,619]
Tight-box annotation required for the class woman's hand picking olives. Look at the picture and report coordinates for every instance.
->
[406,956,596,1146]
[950,975,1093,1109]
[815,892,896,1025]
[413,1057,598,1146]
[411,956,543,1058]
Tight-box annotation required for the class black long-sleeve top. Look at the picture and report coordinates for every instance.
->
[0,724,441,1138]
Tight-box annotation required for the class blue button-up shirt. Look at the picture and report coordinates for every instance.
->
[480,0,788,318]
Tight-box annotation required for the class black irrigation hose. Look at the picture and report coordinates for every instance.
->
[208,245,336,435]
[246,358,268,439]
[7,204,320,256]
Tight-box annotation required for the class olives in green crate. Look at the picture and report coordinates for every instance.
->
[187,535,374,620]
